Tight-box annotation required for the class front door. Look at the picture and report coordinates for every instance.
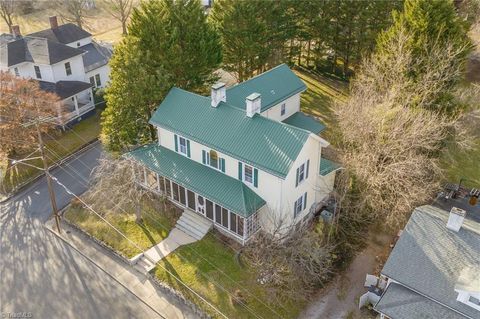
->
[197,195,205,215]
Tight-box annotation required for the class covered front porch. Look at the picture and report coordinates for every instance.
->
[127,144,266,245]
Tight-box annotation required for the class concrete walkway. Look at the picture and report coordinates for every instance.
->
[45,220,200,319]
[144,228,197,262]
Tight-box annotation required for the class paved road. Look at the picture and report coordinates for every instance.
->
[0,143,165,318]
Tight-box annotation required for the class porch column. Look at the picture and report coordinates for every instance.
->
[73,95,79,116]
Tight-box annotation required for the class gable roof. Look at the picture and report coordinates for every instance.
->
[126,144,266,217]
[27,23,91,44]
[149,87,311,178]
[0,35,84,66]
[375,283,468,319]
[283,112,326,135]
[80,42,112,72]
[226,64,307,112]
[381,205,480,319]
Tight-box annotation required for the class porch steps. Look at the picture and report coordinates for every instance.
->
[133,254,156,274]
[175,210,213,240]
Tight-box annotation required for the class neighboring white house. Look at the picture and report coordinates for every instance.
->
[373,201,480,319]
[127,64,341,244]
[0,17,112,127]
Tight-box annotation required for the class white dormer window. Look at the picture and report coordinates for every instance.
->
[281,103,286,116]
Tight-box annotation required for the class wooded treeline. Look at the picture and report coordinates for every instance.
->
[210,0,403,81]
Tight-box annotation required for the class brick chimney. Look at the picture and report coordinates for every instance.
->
[12,25,21,38]
[49,16,58,29]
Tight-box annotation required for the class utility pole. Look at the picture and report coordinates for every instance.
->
[36,122,61,233]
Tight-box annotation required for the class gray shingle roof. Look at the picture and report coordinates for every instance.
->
[38,80,91,99]
[0,36,84,66]
[375,283,468,319]
[27,23,91,44]
[381,205,480,319]
[80,42,112,72]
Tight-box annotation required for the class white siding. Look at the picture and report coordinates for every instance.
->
[51,55,85,82]
[65,36,92,48]
[85,64,110,88]
[155,125,335,236]
[260,93,301,122]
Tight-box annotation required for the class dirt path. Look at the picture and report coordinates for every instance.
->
[298,232,392,319]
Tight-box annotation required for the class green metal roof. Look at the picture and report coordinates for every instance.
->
[149,87,310,178]
[226,64,307,112]
[283,112,326,135]
[126,144,266,217]
[319,157,341,176]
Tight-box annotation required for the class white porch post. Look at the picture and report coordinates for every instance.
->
[73,95,79,116]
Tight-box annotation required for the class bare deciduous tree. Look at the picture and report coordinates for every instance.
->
[57,0,90,29]
[0,71,60,194]
[103,0,132,35]
[335,27,475,227]
[86,155,154,223]
[243,211,334,302]
[0,0,15,33]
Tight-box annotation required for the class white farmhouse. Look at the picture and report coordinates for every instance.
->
[127,65,341,244]
[0,17,111,127]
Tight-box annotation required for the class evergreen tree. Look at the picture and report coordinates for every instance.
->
[102,38,168,151]
[377,0,473,112]
[101,0,221,151]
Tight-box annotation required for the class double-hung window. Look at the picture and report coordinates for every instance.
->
[174,134,190,157]
[95,74,101,87]
[65,62,72,76]
[238,162,258,187]
[294,192,308,218]
[179,137,187,154]
[281,103,286,116]
[34,65,41,79]
[295,159,310,187]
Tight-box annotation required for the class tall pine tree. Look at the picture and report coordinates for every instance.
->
[101,0,221,151]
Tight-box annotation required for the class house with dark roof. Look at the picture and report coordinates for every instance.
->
[0,17,111,126]
[126,65,341,245]
[373,201,480,319]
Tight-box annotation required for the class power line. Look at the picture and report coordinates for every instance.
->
[42,128,287,318]
[42,148,262,319]
[41,132,285,318]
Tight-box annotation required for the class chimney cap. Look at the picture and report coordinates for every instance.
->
[246,92,261,101]
[212,82,225,90]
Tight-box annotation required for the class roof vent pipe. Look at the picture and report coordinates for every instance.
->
[246,93,261,118]
[211,82,226,108]
[447,207,467,232]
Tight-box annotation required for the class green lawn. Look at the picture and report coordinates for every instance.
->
[441,135,480,188]
[64,201,177,258]
[295,69,348,144]
[155,233,305,319]
[1,110,102,194]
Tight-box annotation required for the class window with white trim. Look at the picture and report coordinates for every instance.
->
[281,103,286,116]
[294,192,308,218]
[65,62,72,76]
[244,165,253,183]
[34,65,41,79]
[295,159,310,187]
[179,136,187,155]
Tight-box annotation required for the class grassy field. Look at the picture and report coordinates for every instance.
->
[0,2,133,44]
[1,110,102,194]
